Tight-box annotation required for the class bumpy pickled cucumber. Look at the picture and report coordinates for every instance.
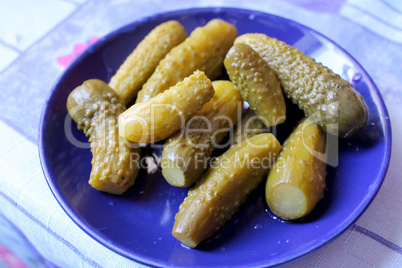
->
[118,70,214,143]
[109,20,187,105]
[224,43,286,127]
[235,34,368,138]
[161,80,243,187]
[233,108,267,144]
[135,19,237,103]
[67,79,140,194]
[266,117,327,220]
[172,133,281,248]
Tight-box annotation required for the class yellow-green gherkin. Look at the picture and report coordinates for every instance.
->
[161,80,243,187]
[118,70,214,143]
[172,133,281,248]
[266,117,327,220]
[135,19,237,103]
[235,33,368,138]
[67,79,140,195]
[224,43,286,127]
[109,20,187,105]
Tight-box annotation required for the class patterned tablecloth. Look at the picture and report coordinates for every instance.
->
[0,0,401,267]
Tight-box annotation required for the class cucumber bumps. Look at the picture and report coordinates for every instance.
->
[235,34,368,138]
[67,79,140,194]
[136,19,237,103]
[172,133,281,248]
[109,20,187,105]
[161,80,243,187]
[224,43,286,127]
[118,70,214,143]
[266,117,327,220]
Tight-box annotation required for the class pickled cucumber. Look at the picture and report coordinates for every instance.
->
[118,70,214,143]
[233,108,267,144]
[235,33,368,138]
[135,19,237,103]
[67,79,140,194]
[224,43,286,127]
[109,20,187,104]
[172,133,281,248]
[161,80,243,187]
[266,117,327,220]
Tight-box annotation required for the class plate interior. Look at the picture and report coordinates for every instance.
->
[39,7,391,267]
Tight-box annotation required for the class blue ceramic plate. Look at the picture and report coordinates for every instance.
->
[39,7,391,267]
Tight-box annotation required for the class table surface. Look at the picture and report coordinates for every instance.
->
[0,0,401,267]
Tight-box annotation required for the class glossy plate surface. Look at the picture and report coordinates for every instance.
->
[39,7,391,267]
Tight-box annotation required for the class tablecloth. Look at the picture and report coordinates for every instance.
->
[0,0,401,267]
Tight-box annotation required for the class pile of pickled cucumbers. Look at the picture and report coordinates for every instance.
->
[66,19,368,248]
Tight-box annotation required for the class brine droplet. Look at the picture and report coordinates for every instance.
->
[353,73,362,82]
[107,67,115,75]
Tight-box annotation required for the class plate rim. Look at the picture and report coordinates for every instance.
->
[38,6,392,267]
